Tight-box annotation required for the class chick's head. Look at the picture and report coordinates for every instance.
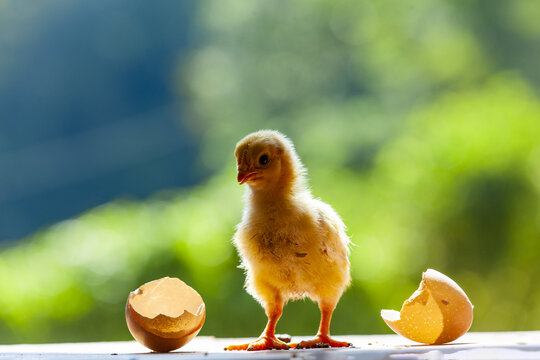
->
[234,130,305,192]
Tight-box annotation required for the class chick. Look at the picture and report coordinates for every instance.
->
[226,130,352,351]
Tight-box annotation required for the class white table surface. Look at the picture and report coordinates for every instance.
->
[1,332,539,360]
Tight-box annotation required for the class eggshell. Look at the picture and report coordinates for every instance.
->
[125,277,205,352]
[381,269,473,345]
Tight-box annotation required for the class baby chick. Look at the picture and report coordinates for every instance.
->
[226,130,352,351]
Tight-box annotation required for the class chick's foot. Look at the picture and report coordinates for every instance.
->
[226,336,291,351]
[295,335,352,349]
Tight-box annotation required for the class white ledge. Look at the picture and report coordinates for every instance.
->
[0,331,539,359]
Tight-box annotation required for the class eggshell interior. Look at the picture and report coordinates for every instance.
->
[381,269,473,345]
[126,277,205,352]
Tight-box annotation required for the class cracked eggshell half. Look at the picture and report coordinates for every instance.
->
[381,269,473,345]
[126,277,205,352]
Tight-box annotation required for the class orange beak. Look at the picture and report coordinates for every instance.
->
[237,171,257,185]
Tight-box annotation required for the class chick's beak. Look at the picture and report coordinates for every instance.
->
[237,171,257,185]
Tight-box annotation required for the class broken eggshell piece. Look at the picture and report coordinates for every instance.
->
[381,269,473,345]
[126,277,205,352]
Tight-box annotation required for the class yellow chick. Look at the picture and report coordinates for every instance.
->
[226,130,351,351]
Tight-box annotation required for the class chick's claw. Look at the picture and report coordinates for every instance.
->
[248,336,291,351]
[226,336,291,351]
[295,336,352,349]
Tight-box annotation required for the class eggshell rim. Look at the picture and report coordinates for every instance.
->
[129,277,205,319]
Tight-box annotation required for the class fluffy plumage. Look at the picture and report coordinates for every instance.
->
[226,130,351,351]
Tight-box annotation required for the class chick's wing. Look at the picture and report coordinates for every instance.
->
[311,199,350,259]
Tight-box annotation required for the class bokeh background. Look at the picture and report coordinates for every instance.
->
[1,0,540,344]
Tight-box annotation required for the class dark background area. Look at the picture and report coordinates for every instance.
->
[0,0,202,241]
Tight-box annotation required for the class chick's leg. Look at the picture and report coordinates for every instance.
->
[226,296,291,351]
[296,300,352,349]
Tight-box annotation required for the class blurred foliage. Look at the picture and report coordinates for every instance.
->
[2,0,540,344]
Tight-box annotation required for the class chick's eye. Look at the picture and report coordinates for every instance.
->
[258,154,269,166]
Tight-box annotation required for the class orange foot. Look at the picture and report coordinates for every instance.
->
[226,336,291,351]
[295,335,352,349]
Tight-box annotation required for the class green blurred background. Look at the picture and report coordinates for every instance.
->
[1,0,540,343]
